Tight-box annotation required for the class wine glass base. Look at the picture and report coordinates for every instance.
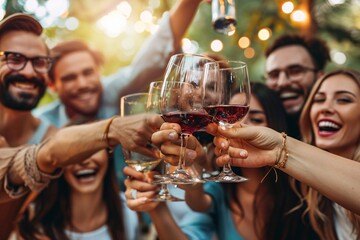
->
[165,170,205,185]
[169,177,205,185]
[150,193,184,202]
[206,172,249,183]
[151,178,172,185]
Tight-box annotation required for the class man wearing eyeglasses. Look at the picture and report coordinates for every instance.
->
[0,13,58,239]
[264,34,331,139]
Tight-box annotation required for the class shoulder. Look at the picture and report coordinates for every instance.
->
[43,124,58,140]
[33,100,62,117]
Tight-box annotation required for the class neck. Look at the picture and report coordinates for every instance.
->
[69,188,107,232]
[237,168,264,193]
[66,108,97,125]
[329,146,357,160]
[0,105,39,146]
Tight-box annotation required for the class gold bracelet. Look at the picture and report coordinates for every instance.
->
[102,116,118,150]
[274,132,288,168]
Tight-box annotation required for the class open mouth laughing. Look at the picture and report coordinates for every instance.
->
[74,168,98,183]
[317,120,341,136]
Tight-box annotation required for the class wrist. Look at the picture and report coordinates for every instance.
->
[273,132,289,168]
[103,116,121,149]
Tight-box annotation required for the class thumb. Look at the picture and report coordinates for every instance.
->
[147,114,164,130]
[217,124,257,140]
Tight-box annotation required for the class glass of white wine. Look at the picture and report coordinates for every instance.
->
[120,93,162,175]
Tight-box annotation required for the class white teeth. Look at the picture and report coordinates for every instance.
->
[75,169,95,177]
[318,121,340,129]
[13,82,36,89]
[280,92,299,99]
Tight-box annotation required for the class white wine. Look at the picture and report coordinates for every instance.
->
[126,159,162,173]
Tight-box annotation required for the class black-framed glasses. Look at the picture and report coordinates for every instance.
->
[265,64,317,82]
[0,51,52,74]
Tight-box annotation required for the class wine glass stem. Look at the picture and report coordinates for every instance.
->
[178,134,189,171]
[159,183,170,196]
[222,162,233,174]
[159,162,171,195]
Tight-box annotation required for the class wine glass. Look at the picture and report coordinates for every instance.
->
[121,92,179,202]
[159,81,211,184]
[203,60,251,182]
[212,0,237,35]
[146,81,183,202]
[159,54,215,184]
[120,93,162,173]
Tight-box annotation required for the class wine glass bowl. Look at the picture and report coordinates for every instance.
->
[120,93,162,174]
[212,0,237,35]
[203,60,251,182]
[159,53,215,184]
[146,82,184,201]
[160,82,212,135]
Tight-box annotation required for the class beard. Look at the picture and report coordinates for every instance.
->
[0,75,46,111]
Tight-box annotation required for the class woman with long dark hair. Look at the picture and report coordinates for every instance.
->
[124,82,318,239]
[18,149,139,239]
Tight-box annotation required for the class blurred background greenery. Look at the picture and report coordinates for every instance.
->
[2,0,360,105]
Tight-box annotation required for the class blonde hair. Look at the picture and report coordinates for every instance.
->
[299,69,360,239]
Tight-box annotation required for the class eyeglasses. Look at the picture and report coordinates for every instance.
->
[265,64,317,82]
[0,51,52,74]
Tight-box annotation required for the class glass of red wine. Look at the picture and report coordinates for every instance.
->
[160,81,212,184]
[158,53,214,184]
[146,81,183,201]
[203,60,251,182]
[212,0,236,35]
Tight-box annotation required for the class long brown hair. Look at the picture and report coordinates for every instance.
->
[299,69,360,240]
[224,82,318,240]
[18,150,126,239]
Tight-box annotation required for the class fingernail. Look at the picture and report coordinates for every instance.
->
[169,132,177,140]
[187,151,196,159]
[139,197,148,203]
[221,142,226,149]
[240,150,247,157]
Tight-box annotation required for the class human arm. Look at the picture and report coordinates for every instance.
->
[169,0,203,50]
[209,124,360,214]
[0,114,163,201]
[103,0,203,101]
[123,166,189,240]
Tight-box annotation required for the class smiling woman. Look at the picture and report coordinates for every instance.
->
[299,68,360,240]
[18,149,140,240]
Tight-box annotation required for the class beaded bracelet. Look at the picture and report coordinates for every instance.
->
[274,132,289,168]
[102,116,118,151]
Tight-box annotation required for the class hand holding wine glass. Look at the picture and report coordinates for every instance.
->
[120,93,162,174]
[147,81,183,201]
[203,60,251,182]
[159,53,215,184]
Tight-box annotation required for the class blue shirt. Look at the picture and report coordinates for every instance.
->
[180,182,244,240]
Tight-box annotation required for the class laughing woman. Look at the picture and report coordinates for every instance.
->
[299,69,360,240]
[17,150,139,240]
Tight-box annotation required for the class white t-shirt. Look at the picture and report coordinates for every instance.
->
[65,192,139,240]
[334,203,357,240]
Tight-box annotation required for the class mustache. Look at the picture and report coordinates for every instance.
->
[4,74,46,88]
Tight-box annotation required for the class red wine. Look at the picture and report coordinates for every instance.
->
[193,131,214,145]
[161,112,212,134]
[204,105,249,125]
[213,17,236,34]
